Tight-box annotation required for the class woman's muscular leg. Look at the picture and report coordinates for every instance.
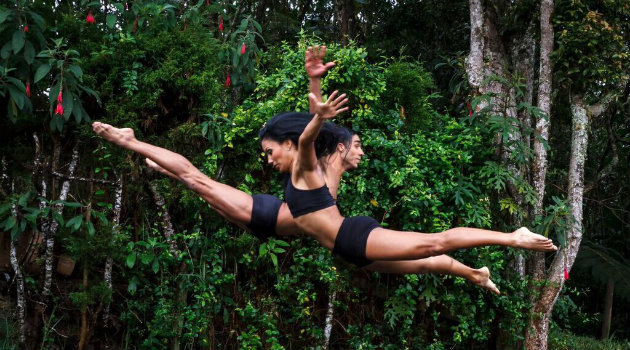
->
[365,256,500,294]
[93,122,253,226]
[365,226,557,262]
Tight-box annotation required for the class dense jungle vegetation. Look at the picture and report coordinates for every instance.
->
[1,1,629,349]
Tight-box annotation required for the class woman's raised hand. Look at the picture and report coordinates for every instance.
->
[305,45,335,78]
[309,90,349,120]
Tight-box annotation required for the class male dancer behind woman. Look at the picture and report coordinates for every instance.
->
[92,45,501,294]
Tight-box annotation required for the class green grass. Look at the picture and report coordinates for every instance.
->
[0,314,18,350]
[550,330,630,350]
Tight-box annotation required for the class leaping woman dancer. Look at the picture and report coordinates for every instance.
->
[93,46,513,294]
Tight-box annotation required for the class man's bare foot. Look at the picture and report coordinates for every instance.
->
[513,227,558,252]
[474,267,500,295]
[92,122,136,148]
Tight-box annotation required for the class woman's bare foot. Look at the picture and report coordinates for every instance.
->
[474,267,500,295]
[92,122,136,148]
[513,227,558,252]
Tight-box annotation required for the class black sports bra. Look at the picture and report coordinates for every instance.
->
[285,178,335,218]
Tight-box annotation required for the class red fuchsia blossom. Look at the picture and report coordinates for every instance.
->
[467,101,472,117]
[225,73,231,88]
[57,91,63,103]
[24,25,28,32]
[86,11,95,25]
[563,267,569,280]
[241,42,246,55]
[26,82,31,98]
[55,103,64,115]
[219,15,223,32]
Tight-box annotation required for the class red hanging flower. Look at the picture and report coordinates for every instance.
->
[225,73,231,88]
[467,101,472,117]
[563,267,569,280]
[57,91,63,103]
[219,15,223,32]
[86,11,96,25]
[26,82,31,98]
[24,25,29,32]
[206,0,210,5]
[55,103,64,116]
[241,42,246,55]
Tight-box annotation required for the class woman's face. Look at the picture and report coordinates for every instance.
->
[261,138,294,173]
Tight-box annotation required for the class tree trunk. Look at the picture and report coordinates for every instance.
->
[323,290,336,349]
[335,0,354,46]
[78,260,89,350]
[148,181,183,350]
[1,156,8,190]
[525,95,590,350]
[148,182,178,258]
[103,174,123,325]
[601,278,614,340]
[9,199,26,346]
[43,141,80,297]
[465,0,485,98]
[529,0,554,283]
[34,134,50,243]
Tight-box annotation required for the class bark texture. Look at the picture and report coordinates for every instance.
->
[149,182,179,258]
[43,142,80,297]
[529,0,554,285]
[465,0,485,95]
[525,95,590,350]
[9,201,26,345]
[323,290,336,349]
[103,174,123,324]
[532,0,554,217]
[601,278,614,340]
[335,0,354,46]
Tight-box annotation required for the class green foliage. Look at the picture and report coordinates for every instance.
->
[575,241,630,302]
[6,2,627,348]
[0,310,18,350]
[549,330,630,350]
[383,61,440,132]
[554,0,630,98]
[218,37,532,348]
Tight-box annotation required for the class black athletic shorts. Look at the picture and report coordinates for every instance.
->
[247,194,282,240]
[333,216,379,267]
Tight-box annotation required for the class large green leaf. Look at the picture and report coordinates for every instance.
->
[12,30,25,53]
[34,63,52,83]
[24,41,35,64]
[7,86,24,110]
[0,9,12,24]
[106,14,117,29]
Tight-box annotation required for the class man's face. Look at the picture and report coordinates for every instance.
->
[342,135,364,170]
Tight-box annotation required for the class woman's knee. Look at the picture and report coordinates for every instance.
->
[413,233,446,258]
